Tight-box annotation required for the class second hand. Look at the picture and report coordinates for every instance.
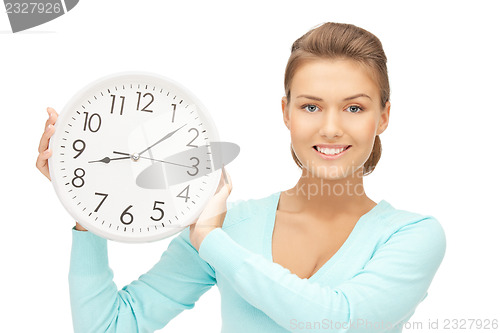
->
[112,151,196,169]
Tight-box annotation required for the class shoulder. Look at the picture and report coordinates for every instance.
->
[375,201,447,263]
[222,191,279,229]
[382,203,445,240]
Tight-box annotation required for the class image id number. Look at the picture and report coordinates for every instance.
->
[443,319,498,330]
[5,2,62,14]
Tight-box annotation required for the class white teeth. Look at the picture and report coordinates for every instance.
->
[316,146,348,155]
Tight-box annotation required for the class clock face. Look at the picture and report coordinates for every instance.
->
[48,72,221,243]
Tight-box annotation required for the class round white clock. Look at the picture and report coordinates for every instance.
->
[48,71,226,243]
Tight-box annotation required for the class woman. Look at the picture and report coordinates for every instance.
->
[36,22,446,332]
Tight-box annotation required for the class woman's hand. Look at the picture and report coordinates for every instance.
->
[36,107,57,181]
[189,166,232,252]
[36,107,88,231]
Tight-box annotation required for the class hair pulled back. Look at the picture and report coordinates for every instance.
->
[284,22,390,176]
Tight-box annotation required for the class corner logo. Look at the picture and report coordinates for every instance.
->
[4,0,79,33]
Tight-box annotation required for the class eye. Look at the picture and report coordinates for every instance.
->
[302,104,319,113]
[346,105,364,113]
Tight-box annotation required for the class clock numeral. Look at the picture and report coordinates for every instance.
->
[187,157,199,176]
[110,95,125,115]
[186,128,199,148]
[73,139,86,158]
[150,201,165,221]
[94,192,108,212]
[83,112,101,132]
[120,205,134,225]
[72,168,85,188]
[177,185,190,203]
[136,92,154,113]
[171,103,176,123]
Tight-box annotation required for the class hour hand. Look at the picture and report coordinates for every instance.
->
[88,151,131,164]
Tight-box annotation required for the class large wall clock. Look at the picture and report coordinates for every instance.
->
[48,71,229,243]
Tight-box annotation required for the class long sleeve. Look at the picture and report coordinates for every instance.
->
[198,216,446,332]
[68,226,216,333]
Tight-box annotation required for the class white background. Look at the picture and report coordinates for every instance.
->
[1,0,499,332]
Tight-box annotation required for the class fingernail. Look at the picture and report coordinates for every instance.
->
[46,124,52,132]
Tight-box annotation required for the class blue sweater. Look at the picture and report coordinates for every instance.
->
[69,191,446,332]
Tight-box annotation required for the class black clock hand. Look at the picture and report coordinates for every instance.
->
[88,151,131,164]
[88,156,130,164]
[138,123,187,156]
[112,151,130,156]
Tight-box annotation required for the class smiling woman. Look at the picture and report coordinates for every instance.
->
[35,21,445,333]
[282,57,389,181]
[282,23,390,176]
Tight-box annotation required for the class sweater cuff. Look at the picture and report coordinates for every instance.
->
[69,226,109,276]
[198,228,250,276]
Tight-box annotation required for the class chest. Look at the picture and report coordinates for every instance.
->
[271,212,357,279]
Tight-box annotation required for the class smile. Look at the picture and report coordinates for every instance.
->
[313,145,351,160]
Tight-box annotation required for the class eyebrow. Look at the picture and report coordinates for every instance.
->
[296,93,373,102]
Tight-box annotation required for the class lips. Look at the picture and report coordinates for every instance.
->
[314,144,351,149]
[312,145,351,160]
[313,145,351,153]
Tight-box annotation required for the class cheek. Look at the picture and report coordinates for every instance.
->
[289,112,314,143]
[348,117,378,142]
[289,123,303,147]
[364,122,378,139]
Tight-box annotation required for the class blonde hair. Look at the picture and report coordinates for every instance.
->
[284,22,390,176]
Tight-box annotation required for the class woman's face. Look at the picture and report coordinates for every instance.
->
[282,58,390,180]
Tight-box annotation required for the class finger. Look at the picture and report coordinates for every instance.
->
[44,107,58,129]
[215,165,232,193]
[36,149,52,180]
[35,151,48,171]
[222,165,232,191]
[215,170,225,194]
[40,108,57,153]
[38,123,55,154]
[219,165,232,195]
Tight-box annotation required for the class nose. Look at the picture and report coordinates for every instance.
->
[319,110,343,139]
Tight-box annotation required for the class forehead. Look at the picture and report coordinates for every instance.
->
[290,58,379,100]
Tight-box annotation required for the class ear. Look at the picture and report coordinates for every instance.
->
[281,96,290,130]
[377,101,390,135]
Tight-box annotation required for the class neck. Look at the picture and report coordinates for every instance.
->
[282,166,373,221]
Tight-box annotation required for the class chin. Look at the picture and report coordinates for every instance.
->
[301,161,347,179]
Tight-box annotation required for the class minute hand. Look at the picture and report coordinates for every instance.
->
[138,123,187,156]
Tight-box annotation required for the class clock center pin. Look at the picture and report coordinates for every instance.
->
[131,153,140,161]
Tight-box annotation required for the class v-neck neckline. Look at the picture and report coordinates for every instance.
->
[264,191,389,281]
